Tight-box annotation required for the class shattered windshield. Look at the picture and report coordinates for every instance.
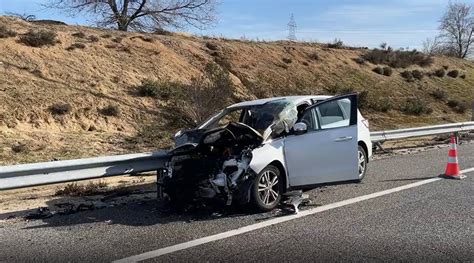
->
[200,99,298,136]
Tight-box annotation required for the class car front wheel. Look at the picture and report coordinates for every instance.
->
[358,145,368,182]
[250,165,282,212]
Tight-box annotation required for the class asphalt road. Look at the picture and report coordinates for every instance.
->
[1,143,473,262]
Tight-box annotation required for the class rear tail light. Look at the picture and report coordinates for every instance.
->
[362,119,369,128]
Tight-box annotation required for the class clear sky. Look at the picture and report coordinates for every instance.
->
[1,0,472,49]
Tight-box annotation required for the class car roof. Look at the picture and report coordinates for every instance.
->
[227,95,333,109]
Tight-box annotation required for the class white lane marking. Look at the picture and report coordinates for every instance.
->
[115,168,473,263]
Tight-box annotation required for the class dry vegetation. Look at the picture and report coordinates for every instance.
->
[0,16,473,165]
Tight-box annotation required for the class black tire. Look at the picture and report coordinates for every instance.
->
[357,145,368,182]
[250,165,283,212]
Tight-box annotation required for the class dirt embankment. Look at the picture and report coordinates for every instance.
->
[0,16,473,164]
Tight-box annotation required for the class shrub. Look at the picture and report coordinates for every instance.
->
[447,70,459,78]
[382,66,393,76]
[403,98,432,115]
[431,89,447,100]
[361,49,433,68]
[434,68,446,77]
[282,57,292,64]
[19,30,57,47]
[443,65,449,70]
[454,101,469,113]
[400,70,413,80]
[370,97,393,112]
[327,39,344,49]
[302,61,309,66]
[49,103,72,115]
[357,90,369,108]
[353,57,365,65]
[460,73,466,79]
[112,36,123,43]
[72,32,86,38]
[0,24,17,38]
[205,42,218,50]
[100,105,120,116]
[163,62,235,127]
[11,143,28,153]
[372,66,384,75]
[55,181,108,196]
[101,33,112,39]
[88,35,99,42]
[447,99,459,108]
[66,43,86,51]
[308,52,320,60]
[135,79,184,99]
[412,70,424,80]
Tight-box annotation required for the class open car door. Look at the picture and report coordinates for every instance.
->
[284,94,359,187]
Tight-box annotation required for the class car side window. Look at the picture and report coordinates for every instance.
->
[300,108,317,131]
[315,98,351,129]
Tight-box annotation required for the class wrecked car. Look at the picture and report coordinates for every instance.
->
[158,94,372,211]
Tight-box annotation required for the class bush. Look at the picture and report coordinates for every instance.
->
[370,97,393,112]
[49,103,72,115]
[101,33,112,39]
[403,98,432,115]
[282,57,292,64]
[400,70,414,80]
[431,89,447,100]
[308,52,320,60]
[357,90,369,109]
[66,43,86,51]
[88,35,100,42]
[372,66,384,75]
[361,49,433,68]
[100,105,120,116]
[72,32,86,38]
[55,181,108,196]
[164,62,235,127]
[19,30,57,47]
[353,57,365,65]
[447,99,459,108]
[205,42,218,50]
[434,68,446,77]
[447,70,459,78]
[454,101,469,113]
[412,70,424,80]
[135,79,184,99]
[460,73,466,79]
[327,39,344,49]
[0,24,17,38]
[382,66,393,76]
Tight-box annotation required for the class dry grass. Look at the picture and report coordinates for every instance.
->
[54,181,108,196]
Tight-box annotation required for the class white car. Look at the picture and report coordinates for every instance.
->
[159,94,372,211]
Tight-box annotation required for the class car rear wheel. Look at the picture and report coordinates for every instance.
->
[358,145,368,182]
[250,165,282,212]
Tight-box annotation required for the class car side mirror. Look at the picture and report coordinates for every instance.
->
[294,122,307,135]
[174,129,184,139]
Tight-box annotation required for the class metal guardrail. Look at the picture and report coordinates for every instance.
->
[0,151,168,190]
[370,121,474,142]
[1,122,473,191]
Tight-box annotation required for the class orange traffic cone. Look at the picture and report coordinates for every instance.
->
[442,134,466,180]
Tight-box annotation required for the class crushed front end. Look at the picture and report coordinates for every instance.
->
[158,122,262,207]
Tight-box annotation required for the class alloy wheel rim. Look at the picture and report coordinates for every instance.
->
[358,150,366,177]
[258,170,279,205]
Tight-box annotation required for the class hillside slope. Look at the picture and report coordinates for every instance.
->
[0,16,472,164]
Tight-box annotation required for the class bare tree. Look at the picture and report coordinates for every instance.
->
[422,36,442,55]
[439,2,474,58]
[46,0,217,32]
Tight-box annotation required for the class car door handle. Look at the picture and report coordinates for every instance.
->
[334,136,353,142]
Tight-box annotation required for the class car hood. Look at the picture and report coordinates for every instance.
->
[172,122,264,154]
